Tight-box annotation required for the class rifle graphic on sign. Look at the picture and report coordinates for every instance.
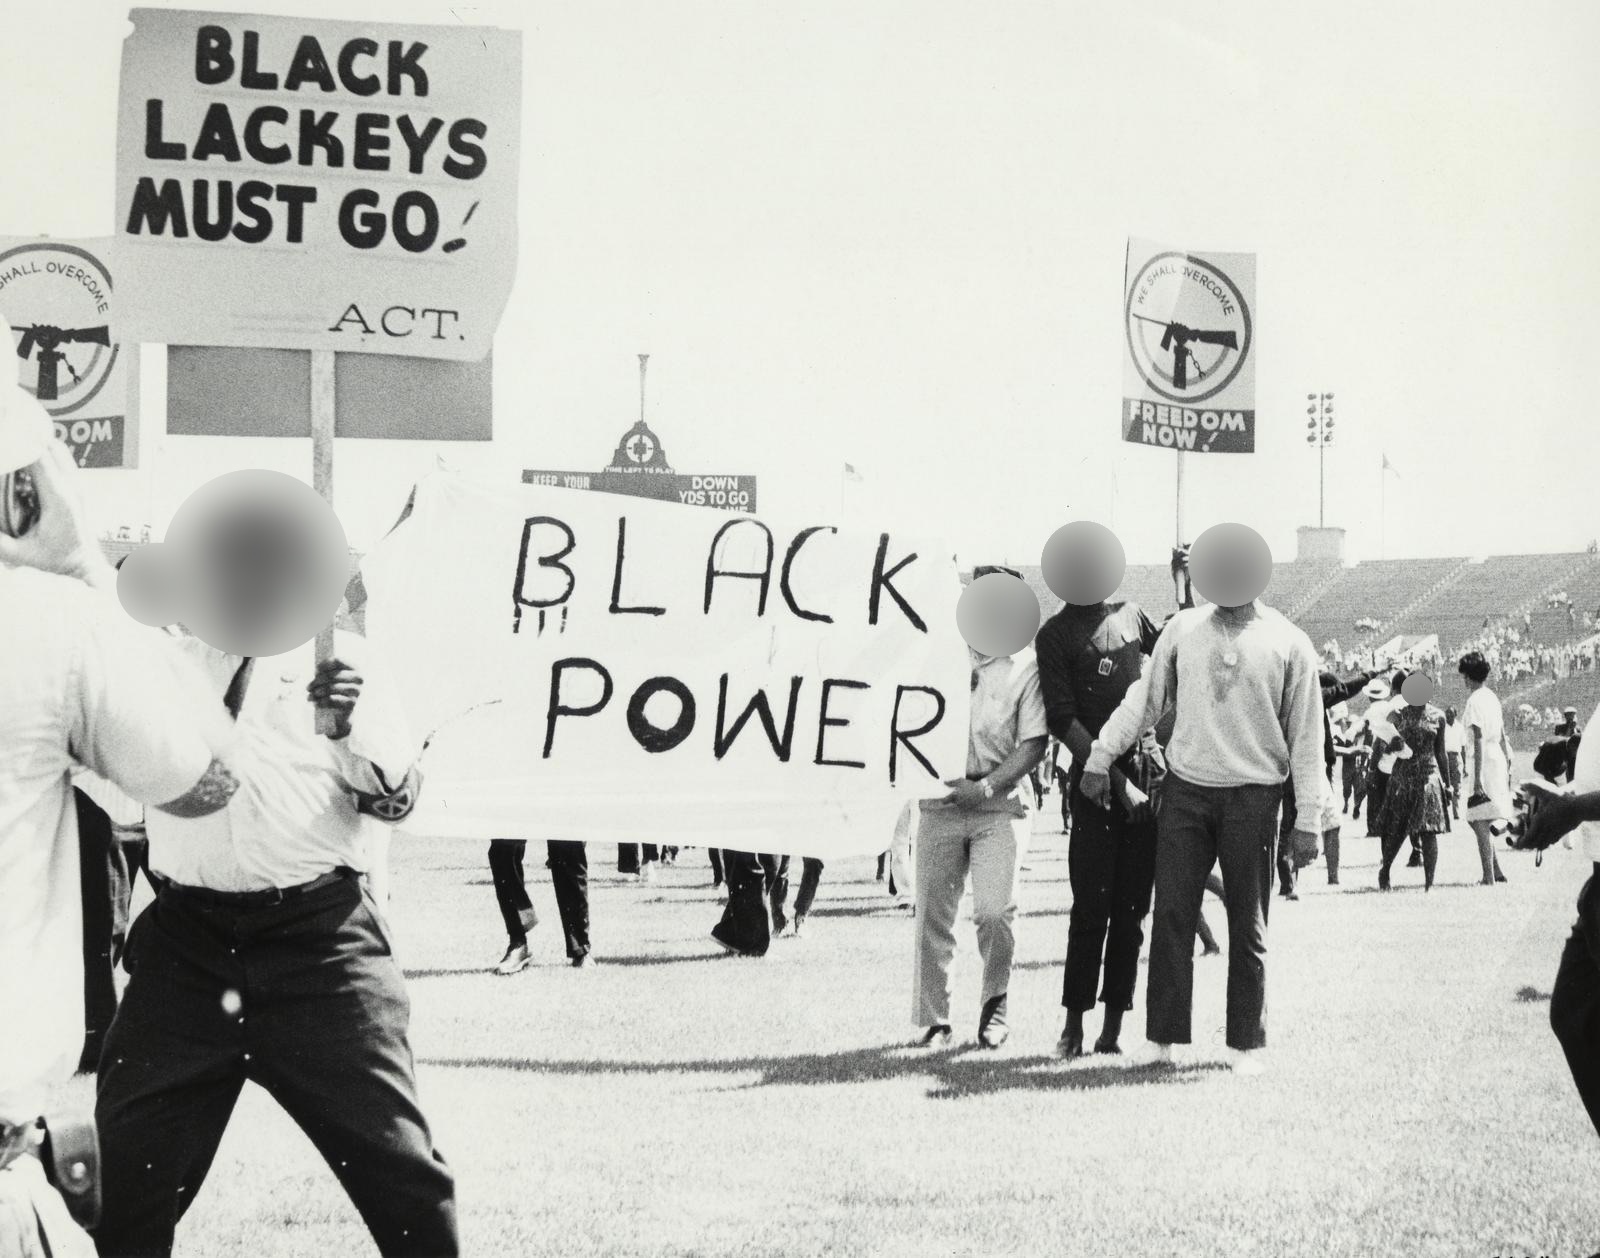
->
[1129,313,1237,390]
[12,323,110,401]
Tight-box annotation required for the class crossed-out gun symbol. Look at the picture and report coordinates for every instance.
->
[1130,313,1237,390]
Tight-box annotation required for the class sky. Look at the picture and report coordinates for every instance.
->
[2,0,1596,564]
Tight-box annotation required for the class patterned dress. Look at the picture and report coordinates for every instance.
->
[1376,703,1449,840]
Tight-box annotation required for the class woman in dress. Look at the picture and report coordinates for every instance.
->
[1375,672,1450,891]
[1458,651,1511,885]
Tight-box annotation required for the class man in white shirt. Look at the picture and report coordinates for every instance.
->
[1,398,240,1257]
[92,622,455,1256]
[1442,706,1466,822]
[912,568,1049,1050]
[1083,591,1324,1070]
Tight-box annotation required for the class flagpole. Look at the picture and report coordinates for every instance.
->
[1380,456,1386,560]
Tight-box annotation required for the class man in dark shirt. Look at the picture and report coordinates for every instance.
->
[1035,598,1162,1058]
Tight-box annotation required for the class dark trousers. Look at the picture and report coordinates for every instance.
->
[1062,785,1157,1014]
[488,840,538,945]
[75,789,121,1074]
[794,858,824,917]
[1552,871,1600,1139]
[489,840,590,957]
[709,848,725,885]
[546,840,591,958]
[712,852,788,956]
[95,874,457,1257]
[1147,775,1281,1051]
[1365,770,1388,836]
[1195,871,1226,952]
[617,844,659,874]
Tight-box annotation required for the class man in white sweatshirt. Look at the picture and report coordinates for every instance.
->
[1082,529,1325,1072]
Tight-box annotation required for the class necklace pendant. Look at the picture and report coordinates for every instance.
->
[1223,651,1239,667]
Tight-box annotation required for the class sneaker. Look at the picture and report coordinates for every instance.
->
[915,1024,953,1048]
[1230,1049,1267,1077]
[493,942,532,976]
[978,994,1009,1049]
[1137,1042,1176,1069]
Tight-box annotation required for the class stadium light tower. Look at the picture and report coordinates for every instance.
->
[1305,392,1335,527]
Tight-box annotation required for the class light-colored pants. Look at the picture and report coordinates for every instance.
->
[0,1156,96,1258]
[911,804,1030,1026]
[889,801,918,901]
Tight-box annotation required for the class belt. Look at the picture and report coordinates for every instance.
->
[153,867,358,909]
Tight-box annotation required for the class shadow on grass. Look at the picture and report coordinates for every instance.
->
[1515,986,1552,1003]
[419,1043,1227,1100]
[594,952,733,967]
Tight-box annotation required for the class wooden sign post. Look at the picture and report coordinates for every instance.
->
[311,348,338,736]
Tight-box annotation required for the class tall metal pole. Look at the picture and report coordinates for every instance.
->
[1319,438,1326,528]
[1174,450,1186,545]
[638,353,649,424]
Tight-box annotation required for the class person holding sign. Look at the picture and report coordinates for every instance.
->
[912,566,1049,1050]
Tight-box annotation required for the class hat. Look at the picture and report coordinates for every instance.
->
[0,314,54,475]
[1362,679,1388,700]
[1564,706,1578,716]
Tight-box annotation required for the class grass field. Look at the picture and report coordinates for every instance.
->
[54,772,1600,1258]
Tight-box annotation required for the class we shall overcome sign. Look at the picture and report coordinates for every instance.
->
[359,474,968,854]
[115,9,521,360]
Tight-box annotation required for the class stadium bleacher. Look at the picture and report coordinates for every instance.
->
[965,548,1600,746]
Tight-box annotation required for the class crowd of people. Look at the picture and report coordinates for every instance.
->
[8,384,1600,1256]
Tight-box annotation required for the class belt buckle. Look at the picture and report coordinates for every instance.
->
[262,885,288,907]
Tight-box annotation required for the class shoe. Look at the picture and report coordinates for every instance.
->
[1378,870,1391,891]
[915,1024,953,1048]
[1406,851,1422,868]
[1056,1023,1085,1059]
[1284,891,1299,902]
[792,914,805,937]
[571,952,595,968]
[1327,876,1340,886]
[978,994,1009,1049]
[771,911,789,937]
[1092,1037,1122,1056]
[1495,870,1508,883]
[1230,1049,1267,1076]
[494,942,532,975]
[1137,1042,1175,1069]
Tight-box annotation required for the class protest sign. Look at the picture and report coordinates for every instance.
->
[0,238,138,467]
[524,419,758,512]
[115,9,521,361]
[358,473,967,854]
[1122,237,1256,454]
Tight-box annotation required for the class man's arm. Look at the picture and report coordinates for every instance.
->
[69,589,238,817]
[318,635,423,817]
[1525,789,1600,849]
[1323,671,1374,707]
[153,758,241,818]
[1281,635,1328,831]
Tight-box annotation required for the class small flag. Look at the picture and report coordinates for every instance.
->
[843,462,864,483]
[1382,453,1400,479]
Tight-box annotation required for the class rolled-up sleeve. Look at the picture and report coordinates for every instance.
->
[1014,659,1049,745]
[71,596,231,808]
[1034,620,1079,743]
[1282,636,1329,821]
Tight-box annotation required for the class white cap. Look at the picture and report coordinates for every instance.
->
[0,313,54,475]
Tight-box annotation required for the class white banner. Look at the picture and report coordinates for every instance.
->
[360,473,968,854]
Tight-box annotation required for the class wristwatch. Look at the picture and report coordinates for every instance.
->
[980,778,996,800]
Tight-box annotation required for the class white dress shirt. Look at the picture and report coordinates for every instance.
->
[0,568,224,1123]
[146,631,419,893]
